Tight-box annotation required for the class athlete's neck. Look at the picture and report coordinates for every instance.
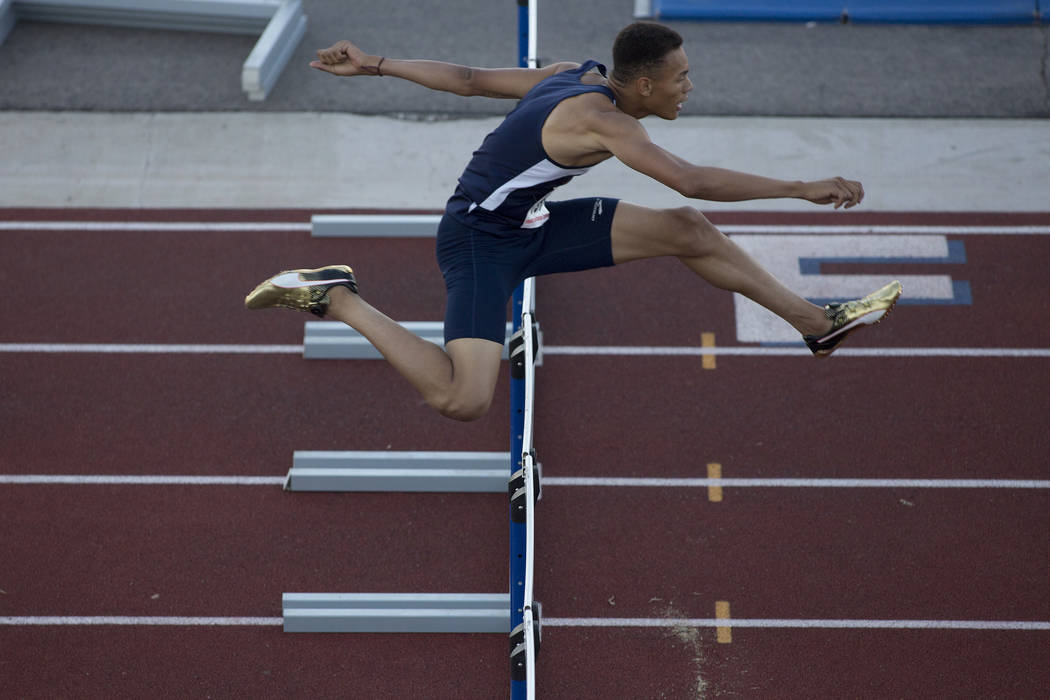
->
[606,80,650,120]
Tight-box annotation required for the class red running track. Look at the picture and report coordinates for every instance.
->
[2,208,1049,698]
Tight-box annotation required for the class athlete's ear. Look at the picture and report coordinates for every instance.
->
[636,76,652,97]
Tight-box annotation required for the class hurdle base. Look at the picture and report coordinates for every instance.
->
[286,451,512,492]
[311,214,442,237]
[282,592,511,633]
[304,321,530,360]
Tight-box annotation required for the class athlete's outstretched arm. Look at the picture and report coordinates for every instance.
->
[311,40,576,99]
[588,107,864,209]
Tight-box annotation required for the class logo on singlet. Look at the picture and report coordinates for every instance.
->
[523,194,552,228]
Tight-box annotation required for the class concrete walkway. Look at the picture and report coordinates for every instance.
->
[1,111,1047,211]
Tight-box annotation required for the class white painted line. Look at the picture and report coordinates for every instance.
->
[0,222,311,232]
[544,477,1050,489]
[5,475,1047,490]
[2,343,1048,358]
[718,225,1050,236]
[544,617,1050,631]
[544,346,1050,358]
[3,615,1045,631]
[2,221,1047,235]
[0,616,283,626]
[0,344,303,354]
[0,475,286,485]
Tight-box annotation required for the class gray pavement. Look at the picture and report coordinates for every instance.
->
[3,111,1047,211]
[0,1,1047,117]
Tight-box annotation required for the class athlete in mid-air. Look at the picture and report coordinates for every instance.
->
[246,22,901,421]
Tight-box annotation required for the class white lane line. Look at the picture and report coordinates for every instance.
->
[0,344,302,354]
[0,616,282,626]
[544,346,1050,358]
[2,616,1046,631]
[544,477,1050,489]
[2,222,1047,235]
[718,225,1050,236]
[544,618,1050,631]
[4,475,1048,490]
[0,222,310,232]
[0,475,286,485]
[2,343,1049,358]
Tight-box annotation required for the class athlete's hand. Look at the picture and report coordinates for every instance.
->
[801,177,865,209]
[310,40,382,77]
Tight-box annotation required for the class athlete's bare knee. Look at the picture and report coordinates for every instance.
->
[433,338,500,420]
[668,206,719,258]
[434,394,493,422]
[428,380,494,421]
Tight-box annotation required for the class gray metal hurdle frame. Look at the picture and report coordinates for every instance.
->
[303,321,541,361]
[282,214,542,635]
[285,450,512,493]
[0,0,306,100]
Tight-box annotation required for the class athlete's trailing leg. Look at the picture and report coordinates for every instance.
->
[325,287,502,421]
[245,267,502,421]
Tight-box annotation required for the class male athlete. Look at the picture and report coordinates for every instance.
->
[246,22,901,421]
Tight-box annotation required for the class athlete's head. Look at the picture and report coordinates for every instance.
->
[611,22,692,119]
[611,22,683,83]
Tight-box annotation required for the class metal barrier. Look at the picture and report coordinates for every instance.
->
[0,0,306,99]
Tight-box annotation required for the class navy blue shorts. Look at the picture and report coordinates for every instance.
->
[436,197,619,344]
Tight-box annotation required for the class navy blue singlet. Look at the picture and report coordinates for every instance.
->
[445,60,616,232]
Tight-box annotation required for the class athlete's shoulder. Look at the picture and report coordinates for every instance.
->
[546,61,582,74]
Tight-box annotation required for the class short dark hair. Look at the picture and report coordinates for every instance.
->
[611,22,684,83]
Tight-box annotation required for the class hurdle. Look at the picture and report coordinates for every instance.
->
[279,273,543,691]
[281,219,544,693]
[0,0,306,99]
[281,4,544,697]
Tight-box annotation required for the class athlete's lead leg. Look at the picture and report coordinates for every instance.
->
[610,202,832,336]
[609,202,901,355]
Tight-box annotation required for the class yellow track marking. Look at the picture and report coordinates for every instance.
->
[707,463,723,502]
[701,332,716,369]
[715,600,732,644]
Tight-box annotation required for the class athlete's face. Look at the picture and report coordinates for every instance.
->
[646,47,693,119]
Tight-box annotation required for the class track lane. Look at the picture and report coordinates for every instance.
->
[0,627,509,700]
[534,356,1050,480]
[5,352,1047,479]
[0,354,509,474]
[0,486,507,615]
[534,488,1050,622]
